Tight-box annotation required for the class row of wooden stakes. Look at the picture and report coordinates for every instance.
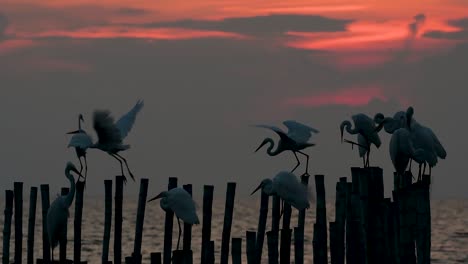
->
[2,167,431,264]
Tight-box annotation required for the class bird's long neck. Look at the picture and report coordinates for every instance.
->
[65,172,75,208]
[160,198,170,212]
[78,117,82,131]
[265,138,283,156]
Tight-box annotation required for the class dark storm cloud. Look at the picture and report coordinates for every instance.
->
[0,12,8,41]
[137,14,352,36]
[424,17,468,40]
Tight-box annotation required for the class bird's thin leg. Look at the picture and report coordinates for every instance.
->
[418,163,422,181]
[298,151,310,175]
[176,217,182,250]
[291,152,300,173]
[362,156,366,168]
[84,155,88,182]
[110,153,127,184]
[429,166,432,177]
[78,157,84,179]
[115,153,135,182]
[280,199,284,218]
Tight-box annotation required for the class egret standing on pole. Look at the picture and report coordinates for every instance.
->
[67,100,144,183]
[254,120,319,175]
[67,114,91,180]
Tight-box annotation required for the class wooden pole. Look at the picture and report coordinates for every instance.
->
[246,231,257,264]
[350,168,365,263]
[74,181,85,264]
[2,190,14,264]
[114,176,124,264]
[201,185,214,263]
[334,177,347,264]
[271,196,281,232]
[14,182,23,264]
[40,184,51,263]
[279,228,292,264]
[266,231,279,264]
[163,177,177,264]
[102,180,113,264]
[329,222,337,264]
[231,238,242,264]
[255,191,269,263]
[367,167,385,263]
[60,187,70,263]
[294,174,309,264]
[150,252,162,264]
[207,241,215,264]
[312,175,327,264]
[132,178,149,264]
[182,184,193,252]
[220,182,236,264]
[27,187,38,264]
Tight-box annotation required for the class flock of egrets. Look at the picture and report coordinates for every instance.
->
[46,101,446,260]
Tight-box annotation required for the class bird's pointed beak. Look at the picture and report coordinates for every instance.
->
[340,128,344,143]
[148,192,163,203]
[67,130,81,134]
[254,140,268,153]
[250,183,262,196]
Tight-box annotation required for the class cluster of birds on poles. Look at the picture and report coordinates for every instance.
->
[46,101,446,260]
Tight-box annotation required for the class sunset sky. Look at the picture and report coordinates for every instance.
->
[1,0,467,199]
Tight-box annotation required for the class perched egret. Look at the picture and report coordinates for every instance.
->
[67,114,91,180]
[254,120,319,175]
[67,100,144,183]
[340,113,382,167]
[47,162,82,262]
[251,171,311,211]
[390,127,425,176]
[148,188,200,250]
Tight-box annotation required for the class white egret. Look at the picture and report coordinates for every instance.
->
[390,127,425,176]
[340,113,382,167]
[47,162,82,262]
[67,100,144,183]
[251,171,311,211]
[67,114,91,180]
[254,120,319,175]
[148,188,200,250]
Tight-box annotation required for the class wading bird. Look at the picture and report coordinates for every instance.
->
[67,100,144,183]
[390,127,425,177]
[67,114,91,180]
[254,120,319,175]
[340,113,382,167]
[148,188,200,250]
[47,162,82,262]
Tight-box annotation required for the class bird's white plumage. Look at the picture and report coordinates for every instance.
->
[351,114,381,147]
[272,171,311,210]
[163,188,200,225]
[115,100,144,139]
[67,132,93,149]
[389,128,425,175]
[283,120,319,144]
[47,197,68,249]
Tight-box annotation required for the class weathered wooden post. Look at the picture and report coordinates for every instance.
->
[397,172,416,264]
[246,231,257,264]
[14,182,23,264]
[114,176,124,264]
[2,190,14,264]
[150,252,162,264]
[206,241,215,264]
[294,174,309,264]
[266,231,279,264]
[271,195,281,232]
[312,174,327,264]
[382,198,393,264]
[255,191,269,263]
[333,177,347,264]
[60,187,70,263]
[182,184,193,251]
[279,228,292,264]
[74,181,85,264]
[367,167,385,263]
[201,185,214,263]
[132,178,149,264]
[102,180,113,264]
[415,174,431,264]
[231,237,242,264]
[27,187,38,264]
[329,222,338,264]
[163,177,177,264]
[40,184,51,263]
[220,182,236,264]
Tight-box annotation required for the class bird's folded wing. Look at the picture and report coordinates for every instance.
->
[116,100,144,139]
[68,132,93,149]
[93,110,122,145]
[283,120,319,143]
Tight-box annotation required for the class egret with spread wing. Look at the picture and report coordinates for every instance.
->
[148,188,199,250]
[254,120,319,175]
[67,100,144,183]
[47,162,82,262]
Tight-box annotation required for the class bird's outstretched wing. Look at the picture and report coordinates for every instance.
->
[254,124,285,134]
[116,100,144,139]
[93,110,122,146]
[283,120,319,143]
[67,132,93,149]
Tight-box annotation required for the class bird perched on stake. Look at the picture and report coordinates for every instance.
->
[67,114,92,181]
[253,120,319,175]
[67,100,144,183]
[47,162,83,262]
[340,113,383,167]
[251,171,312,213]
[148,187,200,250]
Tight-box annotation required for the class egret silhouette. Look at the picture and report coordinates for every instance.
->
[340,113,382,167]
[254,120,319,175]
[47,162,82,262]
[67,114,91,181]
[390,127,425,176]
[148,188,200,250]
[67,100,144,183]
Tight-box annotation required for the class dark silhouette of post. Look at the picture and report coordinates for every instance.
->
[132,178,149,264]
[14,182,23,264]
[294,174,309,264]
[182,184,193,252]
[207,241,215,264]
[163,177,177,264]
[27,187,38,264]
[74,181,85,264]
[312,174,327,264]
[150,252,161,264]
[255,191,269,263]
[280,193,292,264]
[220,182,236,264]
[201,185,214,263]
[329,222,337,264]
[102,180,113,264]
[60,187,70,263]
[246,231,256,264]
[231,238,242,264]
[270,195,281,263]
[266,231,279,264]
[114,176,124,264]
[2,190,14,264]
[40,184,51,263]
[333,177,347,264]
